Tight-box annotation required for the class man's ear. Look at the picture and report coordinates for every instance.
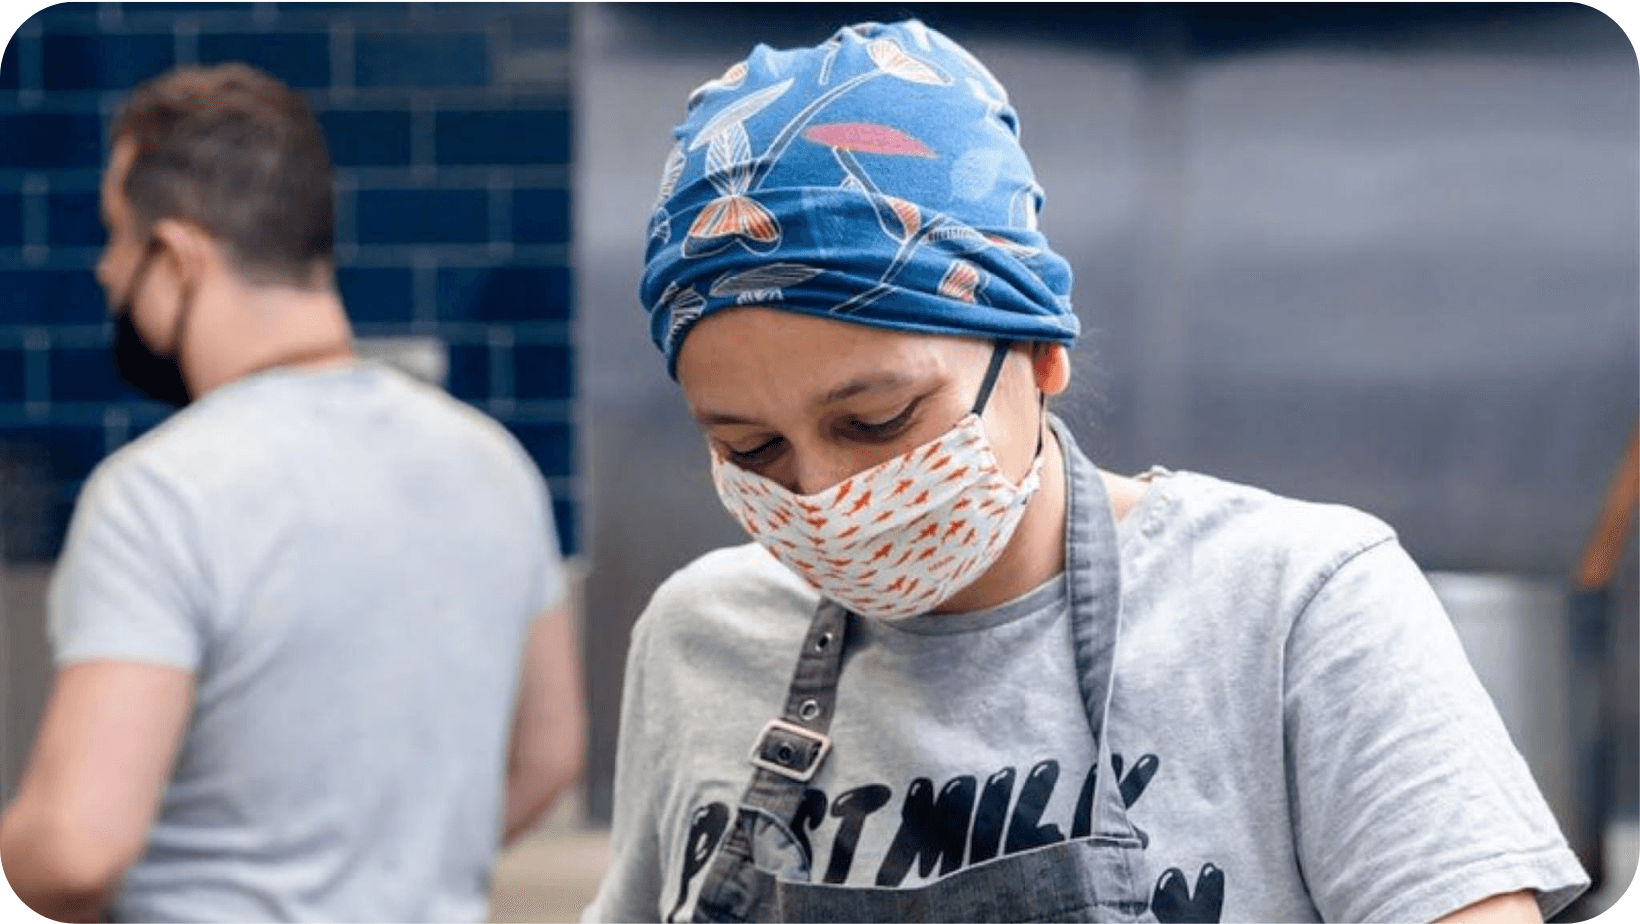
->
[1031,342,1071,397]
[149,218,215,293]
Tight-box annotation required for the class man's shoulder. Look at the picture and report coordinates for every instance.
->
[112,364,538,483]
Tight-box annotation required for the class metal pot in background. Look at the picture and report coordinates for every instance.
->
[1426,573,1580,854]
[1430,422,1638,920]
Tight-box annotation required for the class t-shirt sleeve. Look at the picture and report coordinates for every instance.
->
[1283,538,1590,923]
[582,614,668,923]
[47,457,209,672]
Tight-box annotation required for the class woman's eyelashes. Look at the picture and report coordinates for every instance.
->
[844,396,922,441]
[720,396,931,469]
[729,435,785,466]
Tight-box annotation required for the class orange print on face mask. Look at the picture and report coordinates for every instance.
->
[711,412,1042,620]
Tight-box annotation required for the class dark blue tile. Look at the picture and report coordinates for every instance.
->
[124,408,175,443]
[355,188,486,244]
[0,113,104,170]
[0,437,57,561]
[42,34,174,90]
[512,343,572,400]
[0,424,106,482]
[355,32,486,88]
[0,348,26,402]
[507,420,571,478]
[336,266,413,322]
[47,190,103,247]
[0,269,108,324]
[51,344,139,403]
[1,29,21,91]
[21,2,97,30]
[551,495,575,556]
[0,422,105,559]
[435,109,570,166]
[276,3,414,18]
[512,187,570,244]
[317,109,412,166]
[445,342,488,400]
[0,193,22,246]
[116,3,257,13]
[197,33,330,88]
[436,264,569,322]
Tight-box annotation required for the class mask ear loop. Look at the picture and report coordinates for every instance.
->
[970,339,1013,416]
[970,339,1048,460]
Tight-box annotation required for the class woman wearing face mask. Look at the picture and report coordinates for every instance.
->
[583,21,1588,924]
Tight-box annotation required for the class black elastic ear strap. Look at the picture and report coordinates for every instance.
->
[970,339,1013,415]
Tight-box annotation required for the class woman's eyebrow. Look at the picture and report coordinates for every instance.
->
[692,372,920,426]
[695,408,758,427]
[818,372,916,406]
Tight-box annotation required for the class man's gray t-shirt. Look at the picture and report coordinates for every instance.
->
[48,362,565,923]
[585,467,1587,923]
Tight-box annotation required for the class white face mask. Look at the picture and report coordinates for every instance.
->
[709,343,1043,619]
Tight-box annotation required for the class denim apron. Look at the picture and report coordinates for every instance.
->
[692,416,1156,923]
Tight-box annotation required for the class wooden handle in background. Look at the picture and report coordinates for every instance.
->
[1574,419,1640,591]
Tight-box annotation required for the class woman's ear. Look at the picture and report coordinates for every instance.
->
[1031,343,1071,396]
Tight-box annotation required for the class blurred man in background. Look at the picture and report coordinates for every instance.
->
[0,63,584,922]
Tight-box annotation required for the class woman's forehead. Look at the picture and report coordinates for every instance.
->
[676,306,984,398]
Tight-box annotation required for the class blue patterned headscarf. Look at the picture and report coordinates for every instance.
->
[641,19,1078,377]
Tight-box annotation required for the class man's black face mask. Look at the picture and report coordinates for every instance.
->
[111,241,192,407]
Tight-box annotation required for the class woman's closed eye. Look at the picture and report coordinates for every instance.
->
[847,397,922,441]
[728,435,785,466]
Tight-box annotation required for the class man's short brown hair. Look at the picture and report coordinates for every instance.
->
[111,63,334,286]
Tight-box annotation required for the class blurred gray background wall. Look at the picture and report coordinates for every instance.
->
[574,3,1640,877]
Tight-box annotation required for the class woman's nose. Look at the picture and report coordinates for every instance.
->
[790,446,857,498]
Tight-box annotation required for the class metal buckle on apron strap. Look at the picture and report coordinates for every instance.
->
[747,718,833,782]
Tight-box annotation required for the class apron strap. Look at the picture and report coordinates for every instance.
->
[740,599,850,814]
[694,600,850,922]
[1052,413,1123,756]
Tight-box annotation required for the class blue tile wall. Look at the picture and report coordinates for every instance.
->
[436,110,571,165]
[0,350,27,403]
[335,267,413,323]
[355,189,489,245]
[47,191,103,247]
[551,496,575,562]
[445,343,490,402]
[513,344,573,400]
[48,347,134,403]
[0,2,579,559]
[0,193,22,246]
[42,34,173,90]
[0,34,19,90]
[0,113,104,169]
[196,33,331,88]
[509,422,572,482]
[355,32,487,88]
[437,265,571,322]
[513,188,571,244]
[0,270,107,325]
[316,110,413,167]
[0,425,106,486]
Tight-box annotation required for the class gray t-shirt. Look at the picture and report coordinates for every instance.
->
[48,362,565,923]
[584,468,1587,923]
